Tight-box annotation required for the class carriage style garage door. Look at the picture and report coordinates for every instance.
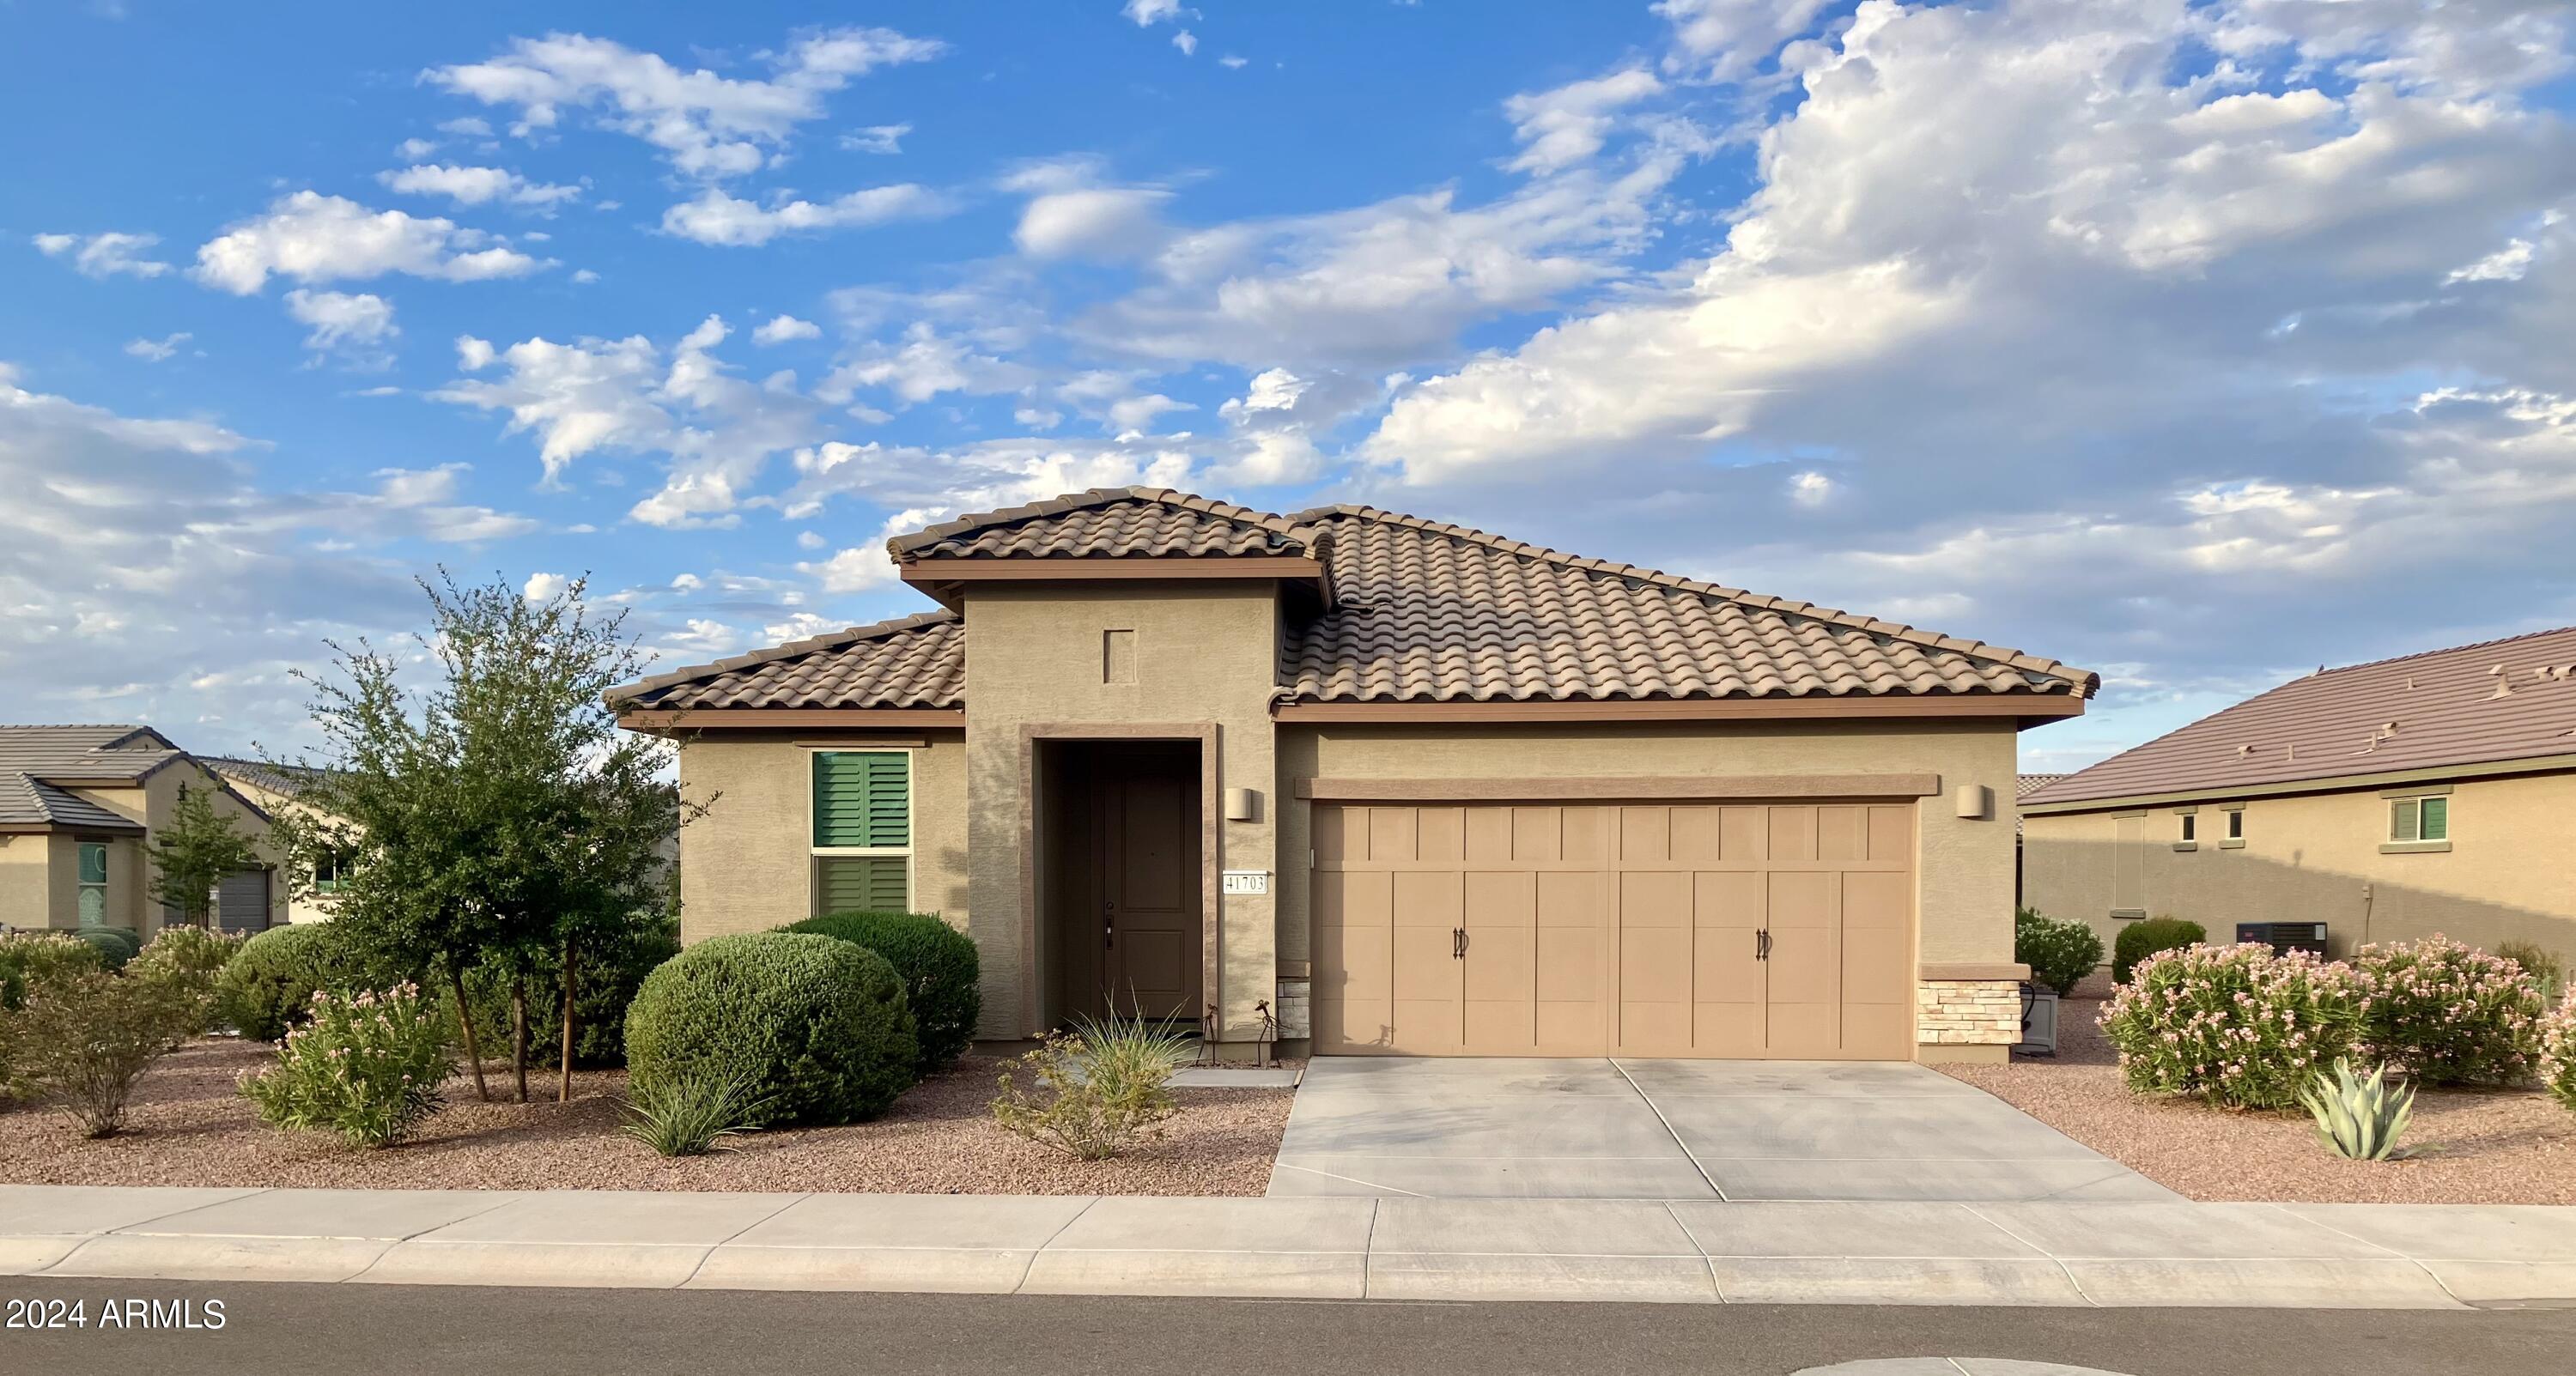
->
[1309,801,1917,1060]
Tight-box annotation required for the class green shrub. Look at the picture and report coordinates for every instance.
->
[621,1070,768,1157]
[9,967,203,1136]
[624,932,918,1128]
[991,1009,1192,1161]
[74,927,142,972]
[2353,935,2543,1086]
[2112,916,2205,985]
[214,923,404,1042]
[0,931,102,1011]
[130,927,246,1034]
[2540,993,2576,1115]
[241,984,453,1148]
[2014,906,2105,996]
[2099,941,2366,1110]
[457,919,681,1069]
[2499,940,2565,1003]
[786,912,981,1074]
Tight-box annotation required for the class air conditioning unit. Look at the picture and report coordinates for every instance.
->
[2237,921,2329,958]
[2017,983,2058,1056]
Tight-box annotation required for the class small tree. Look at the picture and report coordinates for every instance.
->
[267,572,704,1102]
[144,785,263,929]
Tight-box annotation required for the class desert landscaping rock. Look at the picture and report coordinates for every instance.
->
[1940,995,2576,1205]
[0,1039,1291,1197]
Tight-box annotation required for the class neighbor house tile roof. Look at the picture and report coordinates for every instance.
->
[612,488,2094,712]
[2016,773,2067,797]
[201,757,326,797]
[615,612,965,712]
[0,725,178,830]
[2023,626,2576,809]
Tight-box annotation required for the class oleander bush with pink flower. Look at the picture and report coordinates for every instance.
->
[2535,993,2576,1113]
[2351,935,2545,1087]
[240,983,453,1148]
[2099,943,2367,1110]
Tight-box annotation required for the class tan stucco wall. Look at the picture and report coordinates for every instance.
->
[217,777,341,924]
[0,833,53,930]
[1275,718,2025,973]
[0,761,283,934]
[963,582,1281,1042]
[2022,769,2576,965]
[672,731,969,946]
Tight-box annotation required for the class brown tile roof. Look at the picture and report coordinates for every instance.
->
[613,488,2093,712]
[1280,503,2087,703]
[890,488,1306,562]
[2016,773,2067,798]
[2024,626,2576,808]
[613,612,963,711]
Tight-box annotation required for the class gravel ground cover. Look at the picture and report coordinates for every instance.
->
[1940,991,2576,1203]
[0,1039,1294,1196]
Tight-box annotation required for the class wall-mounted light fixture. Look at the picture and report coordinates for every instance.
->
[1953,783,1991,821]
[1224,786,1261,822]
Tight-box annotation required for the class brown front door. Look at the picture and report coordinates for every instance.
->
[1310,801,1916,1060]
[1097,751,1202,1021]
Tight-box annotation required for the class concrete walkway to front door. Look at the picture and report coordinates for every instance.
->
[1267,1058,2178,1203]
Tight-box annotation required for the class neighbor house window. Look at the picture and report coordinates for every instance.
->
[313,848,349,894]
[811,751,912,913]
[2227,809,2244,841]
[2179,814,2196,843]
[2389,794,2449,844]
[76,842,108,927]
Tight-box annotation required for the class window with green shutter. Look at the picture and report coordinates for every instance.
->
[811,751,911,915]
[76,841,108,927]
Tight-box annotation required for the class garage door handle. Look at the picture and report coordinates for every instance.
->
[1756,930,1771,961]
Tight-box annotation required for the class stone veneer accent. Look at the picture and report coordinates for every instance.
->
[1917,979,2023,1046]
[1272,979,1311,1040]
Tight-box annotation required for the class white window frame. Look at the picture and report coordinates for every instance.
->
[805,746,919,916]
[2387,793,2450,844]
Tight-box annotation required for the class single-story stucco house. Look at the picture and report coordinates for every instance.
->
[611,488,2098,1064]
[2022,626,2576,964]
[0,725,288,936]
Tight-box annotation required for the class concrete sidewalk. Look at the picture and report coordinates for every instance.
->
[5,1185,2573,1308]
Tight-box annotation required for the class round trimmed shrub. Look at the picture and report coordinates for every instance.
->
[75,927,143,971]
[785,912,981,1074]
[2099,942,2365,1109]
[2014,906,2104,997]
[2353,935,2543,1086]
[2112,916,2205,985]
[214,923,404,1042]
[624,932,919,1128]
[458,920,681,1068]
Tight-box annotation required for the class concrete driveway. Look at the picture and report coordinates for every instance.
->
[1267,1058,2178,1203]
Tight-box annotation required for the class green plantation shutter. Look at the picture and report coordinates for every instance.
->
[2419,797,2448,840]
[812,752,910,849]
[817,857,909,913]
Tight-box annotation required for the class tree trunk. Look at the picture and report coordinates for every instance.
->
[449,965,489,1101]
[510,976,530,1103]
[557,938,579,1104]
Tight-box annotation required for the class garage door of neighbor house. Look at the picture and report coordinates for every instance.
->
[215,868,271,934]
[1309,802,1916,1060]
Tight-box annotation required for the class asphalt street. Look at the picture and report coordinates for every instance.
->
[3,1279,2570,1376]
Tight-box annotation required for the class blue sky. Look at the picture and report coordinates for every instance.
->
[6,1,2574,772]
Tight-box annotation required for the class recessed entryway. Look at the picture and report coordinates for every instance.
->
[1267,1057,2176,1202]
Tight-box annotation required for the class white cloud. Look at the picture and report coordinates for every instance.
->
[1219,54,1248,70]
[1653,0,1831,82]
[32,230,170,279]
[377,164,581,210]
[1123,0,1186,25]
[393,137,440,161]
[191,191,548,294]
[1789,470,1832,506]
[752,313,823,344]
[522,571,568,602]
[1016,186,1170,259]
[570,268,601,284]
[1503,68,1662,173]
[424,27,944,179]
[124,332,192,362]
[1173,30,1198,57]
[2447,237,2537,285]
[436,116,493,137]
[659,184,952,246]
[283,289,398,363]
[841,122,911,154]
[820,323,1037,406]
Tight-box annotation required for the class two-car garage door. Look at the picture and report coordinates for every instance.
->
[1309,801,1916,1060]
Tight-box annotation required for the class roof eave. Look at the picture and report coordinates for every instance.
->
[2021,749,2576,814]
[1271,691,2085,725]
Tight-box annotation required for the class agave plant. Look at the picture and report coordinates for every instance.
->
[620,1070,769,1157]
[2300,1058,2416,1161]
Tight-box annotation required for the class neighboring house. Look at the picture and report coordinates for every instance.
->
[0,726,287,936]
[612,488,2097,1064]
[200,756,342,925]
[2021,627,2576,964]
